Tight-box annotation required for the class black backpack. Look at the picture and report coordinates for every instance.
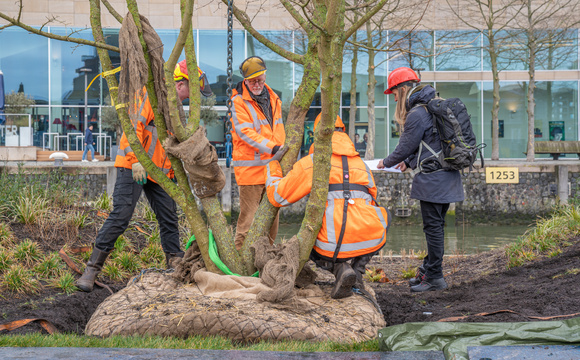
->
[415,97,485,174]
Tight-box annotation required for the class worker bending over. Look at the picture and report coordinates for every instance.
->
[264,114,390,299]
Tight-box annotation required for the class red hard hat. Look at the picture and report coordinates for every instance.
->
[384,67,420,94]
[314,113,345,132]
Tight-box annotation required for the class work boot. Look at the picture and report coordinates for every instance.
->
[76,248,111,292]
[408,266,426,286]
[165,251,185,269]
[410,277,448,292]
[331,262,356,299]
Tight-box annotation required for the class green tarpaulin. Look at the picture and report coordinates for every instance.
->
[378,317,580,360]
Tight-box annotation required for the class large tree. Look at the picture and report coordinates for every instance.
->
[0,0,391,276]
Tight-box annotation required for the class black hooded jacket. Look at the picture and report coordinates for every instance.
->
[383,85,464,204]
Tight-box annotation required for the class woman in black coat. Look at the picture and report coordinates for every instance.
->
[378,67,464,292]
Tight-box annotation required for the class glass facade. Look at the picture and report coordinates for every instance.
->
[0,26,578,159]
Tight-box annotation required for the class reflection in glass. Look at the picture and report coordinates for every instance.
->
[199,30,245,106]
[388,31,433,71]
[0,27,49,103]
[436,30,481,71]
[50,28,100,108]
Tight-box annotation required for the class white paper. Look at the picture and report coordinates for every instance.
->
[364,159,402,173]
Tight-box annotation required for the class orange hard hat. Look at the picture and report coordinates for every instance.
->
[313,113,345,132]
[174,60,213,97]
[384,67,420,94]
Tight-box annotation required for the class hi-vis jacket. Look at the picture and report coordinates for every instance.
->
[265,131,389,260]
[114,90,173,183]
[231,83,285,185]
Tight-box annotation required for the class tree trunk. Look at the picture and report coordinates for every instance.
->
[526,7,536,162]
[489,33,501,161]
[365,19,376,161]
[348,35,358,141]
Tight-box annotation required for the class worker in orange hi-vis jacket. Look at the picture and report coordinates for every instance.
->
[265,113,390,299]
[230,56,285,251]
[76,60,212,293]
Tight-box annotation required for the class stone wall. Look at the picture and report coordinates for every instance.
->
[3,160,578,226]
[231,161,580,226]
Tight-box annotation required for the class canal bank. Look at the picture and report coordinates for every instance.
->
[1,159,578,225]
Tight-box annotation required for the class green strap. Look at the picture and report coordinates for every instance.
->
[186,230,259,277]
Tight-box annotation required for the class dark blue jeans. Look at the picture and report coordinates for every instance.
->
[420,201,450,280]
[94,167,181,254]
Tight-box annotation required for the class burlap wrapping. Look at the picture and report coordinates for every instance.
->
[118,13,172,133]
[85,269,385,342]
[163,128,226,198]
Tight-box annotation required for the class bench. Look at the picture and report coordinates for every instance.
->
[534,141,580,160]
[36,150,106,162]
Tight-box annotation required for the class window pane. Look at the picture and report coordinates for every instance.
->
[247,31,294,105]
[483,81,528,158]
[388,31,433,72]
[0,27,49,104]
[536,29,578,70]
[534,81,578,149]
[483,30,527,71]
[50,28,101,107]
[198,30,245,106]
[435,30,481,71]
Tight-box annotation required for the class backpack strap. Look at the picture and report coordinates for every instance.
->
[332,155,350,265]
[411,140,442,176]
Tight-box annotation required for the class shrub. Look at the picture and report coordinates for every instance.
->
[1,265,40,294]
[10,190,49,225]
[13,239,42,266]
[34,252,65,279]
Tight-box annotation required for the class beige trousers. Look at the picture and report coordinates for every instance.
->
[234,184,279,251]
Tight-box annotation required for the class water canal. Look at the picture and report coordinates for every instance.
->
[276,222,533,255]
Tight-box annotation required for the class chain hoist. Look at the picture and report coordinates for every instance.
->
[225,0,234,168]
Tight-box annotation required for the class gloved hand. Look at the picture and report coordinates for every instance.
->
[132,162,148,185]
[271,145,288,162]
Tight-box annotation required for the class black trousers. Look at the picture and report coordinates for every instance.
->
[420,200,450,279]
[310,250,377,279]
[94,167,181,254]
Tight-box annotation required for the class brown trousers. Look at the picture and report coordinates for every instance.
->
[234,184,279,251]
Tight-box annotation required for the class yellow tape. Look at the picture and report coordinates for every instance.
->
[115,103,128,110]
[85,67,122,92]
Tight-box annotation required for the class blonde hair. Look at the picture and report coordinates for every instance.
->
[394,86,410,131]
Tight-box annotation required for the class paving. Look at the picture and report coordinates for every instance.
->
[468,345,580,360]
[0,348,444,360]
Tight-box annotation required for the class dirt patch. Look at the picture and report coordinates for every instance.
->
[1,230,579,336]
[370,237,580,325]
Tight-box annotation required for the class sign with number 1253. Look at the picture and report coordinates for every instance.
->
[485,167,519,183]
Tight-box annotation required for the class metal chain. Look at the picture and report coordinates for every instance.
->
[226,0,234,132]
[225,0,234,168]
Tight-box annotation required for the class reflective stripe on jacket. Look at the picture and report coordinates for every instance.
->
[230,83,285,185]
[114,90,173,182]
[265,131,389,259]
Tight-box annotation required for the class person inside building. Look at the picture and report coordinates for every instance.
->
[230,56,285,251]
[377,67,464,292]
[264,113,389,299]
[76,60,212,292]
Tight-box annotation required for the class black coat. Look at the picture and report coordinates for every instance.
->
[383,85,464,204]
